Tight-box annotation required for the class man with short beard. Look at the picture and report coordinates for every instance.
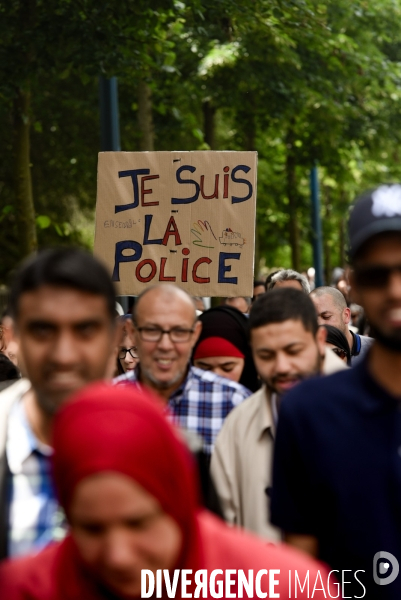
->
[115,284,251,456]
[210,288,346,539]
[271,185,401,599]
[0,249,120,559]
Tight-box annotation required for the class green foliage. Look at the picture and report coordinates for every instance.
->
[1,0,401,280]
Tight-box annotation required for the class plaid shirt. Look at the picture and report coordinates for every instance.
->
[6,400,67,557]
[115,366,251,454]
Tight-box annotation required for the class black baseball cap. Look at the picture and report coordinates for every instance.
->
[348,184,401,261]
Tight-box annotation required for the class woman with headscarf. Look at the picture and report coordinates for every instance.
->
[192,306,260,393]
[0,383,332,600]
[322,324,351,366]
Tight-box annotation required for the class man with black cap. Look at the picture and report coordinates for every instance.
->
[271,184,401,599]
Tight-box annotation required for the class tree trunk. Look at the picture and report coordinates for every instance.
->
[339,218,346,268]
[137,79,154,151]
[285,127,300,271]
[339,189,347,268]
[254,225,260,278]
[13,87,37,256]
[242,111,258,274]
[323,187,332,284]
[240,107,256,151]
[203,101,215,149]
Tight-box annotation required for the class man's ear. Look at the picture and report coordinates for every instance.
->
[191,320,202,348]
[316,325,327,356]
[343,306,351,325]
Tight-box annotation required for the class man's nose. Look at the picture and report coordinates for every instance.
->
[387,270,401,298]
[157,331,175,350]
[51,332,77,366]
[274,352,292,374]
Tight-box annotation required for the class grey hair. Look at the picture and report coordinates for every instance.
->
[267,269,310,294]
[225,296,252,306]
[310,286,347,312]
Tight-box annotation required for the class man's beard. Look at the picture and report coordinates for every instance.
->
[36,391,68,416]
[264,349,323,397]
[140,365,186,391]
[370,324,401,353]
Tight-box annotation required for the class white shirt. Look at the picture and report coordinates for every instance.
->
[6,397,66,557]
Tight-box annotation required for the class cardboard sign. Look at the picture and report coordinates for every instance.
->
[94,151,257,297]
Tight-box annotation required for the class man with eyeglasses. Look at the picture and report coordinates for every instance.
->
[115,284,251,455]
[270,185,401,599]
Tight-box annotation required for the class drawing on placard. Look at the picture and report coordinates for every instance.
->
[191,220,217,248]
[219,228,245,248]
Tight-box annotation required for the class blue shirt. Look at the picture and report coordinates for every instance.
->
[271,357,401,599]
[115,366,251,454]
[350,331,374,366]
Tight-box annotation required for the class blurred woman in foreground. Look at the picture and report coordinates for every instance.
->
[0,384,332,599]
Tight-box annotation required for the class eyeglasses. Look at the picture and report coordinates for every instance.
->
[353,265,401,289]
[135,326,195,343]
[332,347,348,361]
[118,347,138,360]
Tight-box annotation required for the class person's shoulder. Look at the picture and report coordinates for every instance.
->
[0,543,60,598]
[198,511,332,591]
[280,366,360,416]
[190,367,251,398]
[213,388,269,455]
[221,387,266,426]
[0,379,30,409]
[197,510,273,566]
[360,334,374,346]
[0,379,31,439]
[113,370,137,385]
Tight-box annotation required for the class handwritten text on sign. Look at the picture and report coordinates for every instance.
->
[94,151,257,296]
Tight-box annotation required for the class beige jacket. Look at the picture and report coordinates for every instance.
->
[210,348,346,540]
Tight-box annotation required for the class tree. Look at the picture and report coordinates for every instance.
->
[0,0,175,263]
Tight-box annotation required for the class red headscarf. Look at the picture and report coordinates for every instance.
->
[53,382,200,536]
[0,383,204,600]
[193,336,244,360]
[0,384,336,600]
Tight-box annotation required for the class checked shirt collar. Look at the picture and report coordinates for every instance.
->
[114,363,193,407]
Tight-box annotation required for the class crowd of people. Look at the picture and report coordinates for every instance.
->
[0,184,400,598]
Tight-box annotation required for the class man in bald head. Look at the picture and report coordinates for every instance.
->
[310,286,373,365]
[115,285,251,454]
